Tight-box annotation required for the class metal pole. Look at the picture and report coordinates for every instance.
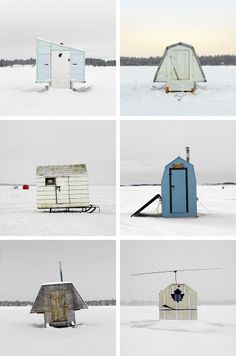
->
[174,271,177,284]
[186,147,190,162]
[59,261,63,282]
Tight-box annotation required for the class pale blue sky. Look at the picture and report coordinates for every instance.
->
[121,0,236,56]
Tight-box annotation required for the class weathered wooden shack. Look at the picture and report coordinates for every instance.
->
[31,282,88,327]
[153,42,206,92]
[36,164,97,212]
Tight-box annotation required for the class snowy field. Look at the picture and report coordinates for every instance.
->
[120,66,236,116]
[0,306,115,356]
[0,65,115,116]
[121,305,236,356]
[120,185,236,236]
[0,185,115,236]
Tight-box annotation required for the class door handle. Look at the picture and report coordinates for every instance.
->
[171,185,175,188]
[56,186,61,192]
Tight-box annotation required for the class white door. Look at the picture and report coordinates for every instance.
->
[51,50,71,88]
[170,50,190,80]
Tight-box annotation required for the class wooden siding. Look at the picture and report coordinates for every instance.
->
[36,165,90,209]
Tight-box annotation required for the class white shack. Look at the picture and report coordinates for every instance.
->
[36,164,96,212]
[153,42,206,92]
[36,38,85,89]
[159,283,197,320]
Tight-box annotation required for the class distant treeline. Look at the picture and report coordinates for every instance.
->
[86,299,116,306]
[0,299,116,306]
[120,55,236,66]
[121,300,156,306]
[0,58,35,67]
[85,58,116,66]
[0,58,116,67]
[0,300,33,306]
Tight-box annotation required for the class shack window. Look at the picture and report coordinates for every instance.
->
[45,178,55,186]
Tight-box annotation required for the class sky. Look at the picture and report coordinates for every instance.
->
[121,240,236,303]
[0,240,115,300]
[0,120,116,185]
[121,0,236,56]
[120,120,236,185]
[0,0,116,59]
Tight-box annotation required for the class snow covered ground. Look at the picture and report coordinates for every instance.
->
[0,65,115,116]
[120,185,236,236]
[0,306,115,356]
[121,305,236,356]
[120,66,236,116]
[0,185,115,236]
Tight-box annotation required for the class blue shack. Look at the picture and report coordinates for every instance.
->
[161,149,197,217]
[36,38,85,89]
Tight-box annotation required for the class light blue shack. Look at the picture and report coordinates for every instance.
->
[36,38,85,88]
[161,156,197,217]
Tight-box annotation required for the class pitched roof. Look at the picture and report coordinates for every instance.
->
[31,282,88,313]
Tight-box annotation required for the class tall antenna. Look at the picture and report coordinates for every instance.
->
[130,268,221,284]
[59,261,63,282]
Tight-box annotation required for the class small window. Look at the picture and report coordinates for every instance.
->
[45,177,55,186]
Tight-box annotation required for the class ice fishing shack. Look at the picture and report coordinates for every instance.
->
[36,164,99,212]
[161,147,197,217]
[153,42,206,92]
[131,147,197,218]
[36,38,85,89]
[159,283,197,320]
[31,262,88,327]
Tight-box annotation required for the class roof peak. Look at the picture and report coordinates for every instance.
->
[167,42,193,49]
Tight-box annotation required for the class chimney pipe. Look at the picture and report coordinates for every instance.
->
[186,146,190,162]
[59,261,63,282]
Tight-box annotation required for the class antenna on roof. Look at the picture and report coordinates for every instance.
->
[59,261,63,282]
[130,268,221,284]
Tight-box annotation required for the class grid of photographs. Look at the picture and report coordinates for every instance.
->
[0,0,236,355]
